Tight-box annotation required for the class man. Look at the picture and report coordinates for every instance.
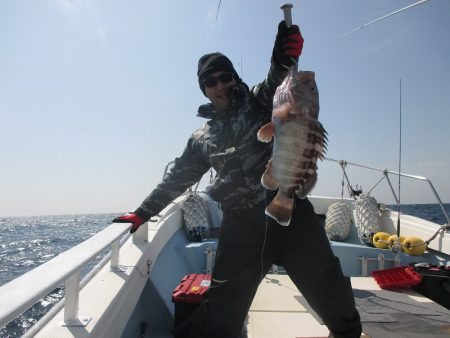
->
[114,21,362,338]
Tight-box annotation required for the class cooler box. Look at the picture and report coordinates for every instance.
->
[172,274,211,337]
[411,265,450,309]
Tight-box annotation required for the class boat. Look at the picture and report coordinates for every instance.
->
[0,157,449,337]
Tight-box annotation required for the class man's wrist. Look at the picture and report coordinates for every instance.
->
[134,208,152,221]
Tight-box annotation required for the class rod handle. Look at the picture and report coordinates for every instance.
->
[280,3,293,28]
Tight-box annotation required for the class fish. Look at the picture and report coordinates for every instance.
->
[257,67,327,226]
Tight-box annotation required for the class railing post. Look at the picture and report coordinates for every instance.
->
[377,254,385,270]
[111,240,120,270]
[426,178,450,225]
[383,171,399,205]
[360,256,368,277]
[133,222,148,243]
[63,271,91,327]
[204,247,216,275]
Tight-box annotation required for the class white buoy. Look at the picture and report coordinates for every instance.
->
[355,194,381,245]
[325,202,352,241]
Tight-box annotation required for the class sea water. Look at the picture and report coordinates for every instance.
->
[0,213,120,337]
[1,205,449,337]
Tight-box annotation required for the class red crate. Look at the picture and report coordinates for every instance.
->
[172,274,211,303]
[372,266,422,289]
[172,274,211,338]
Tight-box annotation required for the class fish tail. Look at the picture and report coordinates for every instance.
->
[265,191,294,226]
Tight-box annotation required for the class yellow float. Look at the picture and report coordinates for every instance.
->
[387,234,405,250]
[372,232,391,249]
[402,236,427,256]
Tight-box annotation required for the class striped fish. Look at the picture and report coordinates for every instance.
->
[257,67,327,226]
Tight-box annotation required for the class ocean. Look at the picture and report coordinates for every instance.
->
[1,204,449,337]
[0,213,121,338]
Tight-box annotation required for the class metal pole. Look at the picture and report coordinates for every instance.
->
[64,272,80,325]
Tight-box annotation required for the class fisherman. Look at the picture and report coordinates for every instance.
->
[113,20,362,338]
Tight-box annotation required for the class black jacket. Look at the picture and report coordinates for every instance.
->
[135,61,289,219]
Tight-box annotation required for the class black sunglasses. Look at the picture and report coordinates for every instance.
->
[203,73,234,88]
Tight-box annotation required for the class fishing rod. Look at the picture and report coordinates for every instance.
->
[216,0,222,20]
[340,0,432,38]
[280,3,299,69]
[280,3,293,28]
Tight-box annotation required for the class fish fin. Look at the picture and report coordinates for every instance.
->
[318,122,328,151]
[310,120,328,159]
[265,191,294,226]
[295,173,317,198]
[273,102,292,120]
[257,122,275,142]
[261,160,278,190]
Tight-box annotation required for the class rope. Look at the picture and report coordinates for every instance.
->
[425,223,450,245]
[209,168,214,184]
[367,176,386,195]
[406,242,427,248]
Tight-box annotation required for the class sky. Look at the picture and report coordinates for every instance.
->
[1,0,449,217]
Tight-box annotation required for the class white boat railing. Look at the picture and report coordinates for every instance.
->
[165,157,449,225]
[0,221,145,330]
[325,157,450,226]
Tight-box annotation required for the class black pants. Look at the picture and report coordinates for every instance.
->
[190,197,362,338]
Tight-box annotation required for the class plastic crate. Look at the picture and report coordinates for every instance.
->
[172,274,211,338]
[372,266,422,289]
[172,274,211,303]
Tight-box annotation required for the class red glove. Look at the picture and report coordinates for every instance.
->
[113,213,146,233]
[273,21,304,67]
[283,25,303,58]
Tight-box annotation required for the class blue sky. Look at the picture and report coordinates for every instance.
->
[1,0,449,217]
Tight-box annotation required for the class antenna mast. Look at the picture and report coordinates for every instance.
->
[397,79,402,238]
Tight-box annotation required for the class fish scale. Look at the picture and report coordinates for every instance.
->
[272,115,323,191]
[257,67,327,226]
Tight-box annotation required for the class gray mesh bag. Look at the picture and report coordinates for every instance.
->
[181,193,211,241]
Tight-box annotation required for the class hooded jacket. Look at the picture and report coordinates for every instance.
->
[135,61,289,219]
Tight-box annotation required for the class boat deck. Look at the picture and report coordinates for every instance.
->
[247,274,450,338]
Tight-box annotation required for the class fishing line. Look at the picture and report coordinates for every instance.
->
[260,194,270,282]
